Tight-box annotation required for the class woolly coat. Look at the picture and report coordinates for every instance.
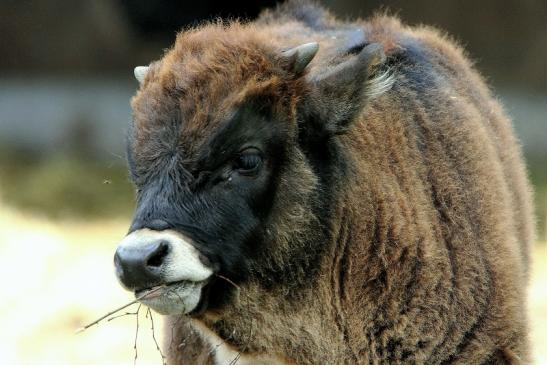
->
[129,2,534,364]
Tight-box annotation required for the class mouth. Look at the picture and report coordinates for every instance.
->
[115,228,218,315]
[134,280,207,315]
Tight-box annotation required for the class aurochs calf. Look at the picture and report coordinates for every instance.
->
[113,1,534,364]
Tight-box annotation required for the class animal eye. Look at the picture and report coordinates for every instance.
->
[234,149,262,175]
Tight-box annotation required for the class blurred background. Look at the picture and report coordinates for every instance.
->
[0,1,545,364]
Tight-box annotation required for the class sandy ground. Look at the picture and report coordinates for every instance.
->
[0,205,545,365]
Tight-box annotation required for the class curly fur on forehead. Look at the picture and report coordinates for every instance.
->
[130,22,307,157]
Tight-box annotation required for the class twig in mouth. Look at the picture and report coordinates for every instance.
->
[229,352,242,365]
[134,304,141,365]
[215,274,240,291]
[175,320,199,352]
[147,307,167,365]
[75,285,165,334]
[168,285,203,354]
[107,310,139,322]
[169,313,187,353]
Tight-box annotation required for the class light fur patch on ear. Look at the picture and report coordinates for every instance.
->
[366,68,395,99]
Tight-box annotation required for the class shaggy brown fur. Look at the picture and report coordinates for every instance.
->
[130,1,534,364]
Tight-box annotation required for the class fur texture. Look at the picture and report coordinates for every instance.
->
[128,1,534,364]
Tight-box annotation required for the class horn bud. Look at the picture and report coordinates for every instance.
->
[282,42,319,75]
[134,66,149,84]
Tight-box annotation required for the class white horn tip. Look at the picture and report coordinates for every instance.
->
[134,66,149,84]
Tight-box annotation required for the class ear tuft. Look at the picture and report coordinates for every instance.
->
[365,69,395,99]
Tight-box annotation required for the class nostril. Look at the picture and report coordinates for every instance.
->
[146,241,169,268]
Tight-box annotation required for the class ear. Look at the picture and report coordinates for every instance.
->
[301,43,392,136]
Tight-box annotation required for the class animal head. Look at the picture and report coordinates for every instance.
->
[114,22,389,316]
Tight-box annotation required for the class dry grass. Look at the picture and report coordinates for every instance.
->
[0,204,545,364]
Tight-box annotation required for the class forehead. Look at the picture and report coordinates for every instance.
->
[129,24,295,158]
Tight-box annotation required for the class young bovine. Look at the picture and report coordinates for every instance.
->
[114,1,534,364]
